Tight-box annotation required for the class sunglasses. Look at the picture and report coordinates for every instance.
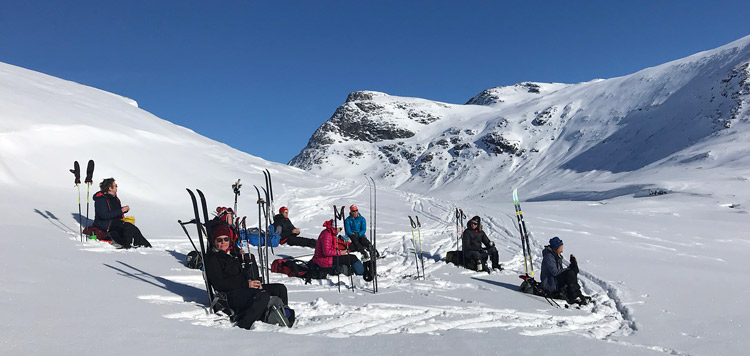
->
[214,237,231,243]
[351,210,358,212]
[469,221,478,225]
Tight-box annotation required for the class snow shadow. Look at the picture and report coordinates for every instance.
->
[471,277,520,292]
[72,213,94,229]
[34,209,76,234]
[166,249,189,266]
[103,261,205,303]
[527,185,650,202]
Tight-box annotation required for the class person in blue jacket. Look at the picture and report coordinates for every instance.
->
[343,205,378,260]
[540,236,590,305]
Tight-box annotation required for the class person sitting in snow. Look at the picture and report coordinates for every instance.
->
[540,236,591,306]
[93,178,151,249]
[343,205,378,260]
[204,225,293,329]
[309,219,364,276]
[461,216,501,271]
[272,206,316,248]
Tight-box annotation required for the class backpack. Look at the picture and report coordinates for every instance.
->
[186,250,203,269]
[82,226,109,241]
[445,250,464,266]
[263,296,294,328]
[446,250,487,271]
[242,226,281,247]
[271,258,329,283]
[518,275,548,297]
[362,259,374,282]
[271,258,308,278]
[335,236,351,250]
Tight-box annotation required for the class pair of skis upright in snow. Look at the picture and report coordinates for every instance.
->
[408,215,425,280]
[364,175,378,293]
[70,160,95,242]
[252,169,275,284]
[513,189,534,277]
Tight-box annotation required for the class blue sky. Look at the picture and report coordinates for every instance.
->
[2,1,749,164]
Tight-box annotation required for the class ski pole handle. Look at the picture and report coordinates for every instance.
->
[409,216,416,229]
[416,215,421,227]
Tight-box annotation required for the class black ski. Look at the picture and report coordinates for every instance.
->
[232,179,242,214]
[513,189,534,276]
[187,189,214,307]
[253,185,267,283]
[364,175,378,293]
[70,161,82,241]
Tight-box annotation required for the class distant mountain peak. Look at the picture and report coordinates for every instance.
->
[291,36,750,200]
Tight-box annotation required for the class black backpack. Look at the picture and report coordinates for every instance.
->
[263,296,295,328]
[186,250,203,269]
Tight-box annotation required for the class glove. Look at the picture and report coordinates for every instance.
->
[570,254,579,273]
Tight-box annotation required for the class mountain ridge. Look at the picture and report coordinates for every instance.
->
[290,35,750,201]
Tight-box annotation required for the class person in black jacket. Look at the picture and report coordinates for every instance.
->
[462,216,501,271]
[93,178,150,249]
[272,206,316,248]
[204,225,291,329]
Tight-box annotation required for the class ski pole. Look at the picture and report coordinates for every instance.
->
[408,216,421,279]
[84,160,94,233]
[416,215,425,278]
[333,205,341,293]
[232,179,241,214]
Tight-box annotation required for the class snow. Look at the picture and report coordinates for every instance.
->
[2,36,750,356]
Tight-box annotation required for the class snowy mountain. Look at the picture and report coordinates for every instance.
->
[291,36,750,202]
[2,37,750,356]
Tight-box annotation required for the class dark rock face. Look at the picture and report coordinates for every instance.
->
[480,132,522,155]
[466,88,504,106]
[290,91,449,168]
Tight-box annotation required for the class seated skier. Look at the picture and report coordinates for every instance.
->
[93,178,151,249]
[204,225,293,329]
[540,236,591,306]
[272,206,316,248]
[309,219,364,276]
[462,216,502,271]
[343,205,379,260]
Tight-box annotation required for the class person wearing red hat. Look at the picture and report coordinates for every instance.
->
[204,223,294,328]
[310,219,364,276]
[272,206,316,248]
[343,205,378,260]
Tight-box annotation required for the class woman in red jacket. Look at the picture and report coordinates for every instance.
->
[310,219,364,276]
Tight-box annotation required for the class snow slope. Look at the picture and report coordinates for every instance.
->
[2,38,749,356]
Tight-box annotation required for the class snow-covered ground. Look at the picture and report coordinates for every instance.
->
[1,48,749,356]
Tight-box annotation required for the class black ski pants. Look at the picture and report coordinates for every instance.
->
[284,235,317,248]
[228,288,270,330]
[262,283,288,305]
[347,233,372,253]
[464,246,499,268]
[551,266,583,301]
[312,255,362,276]
[108,220,151,248]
